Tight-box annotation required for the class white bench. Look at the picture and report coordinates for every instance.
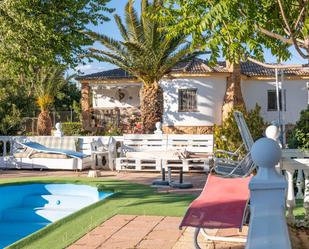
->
[116,134,213,172]
[0,136,116,171]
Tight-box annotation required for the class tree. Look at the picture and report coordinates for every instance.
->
[32,66,68,135]
[157,0,309,68]
[0,0,113,75]
[54,80,81,111]
[0,78,36,135]
[86,0,200,133]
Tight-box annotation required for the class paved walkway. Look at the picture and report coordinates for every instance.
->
[68,215,246,249]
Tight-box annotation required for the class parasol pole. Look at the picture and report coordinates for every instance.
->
[275,68,282,143]
[280,69,286,146]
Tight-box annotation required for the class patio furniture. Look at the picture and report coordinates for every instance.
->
[213,152,256,178]
[116,134,213,172]
[13,136,94,170]
[213,111,255,177]
[180,174,251,246]
[214,111,254,165]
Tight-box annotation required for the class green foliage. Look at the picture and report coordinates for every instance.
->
[0,0,113,73]
[103,126,123,136]
[288,105,309,150]
[54,81,81,111]
[85,0,202,86]
[0,78,36,135]
[156,0,308,63]
[61,122,87,136]
[32,65,68,112]
[214,104,267,154]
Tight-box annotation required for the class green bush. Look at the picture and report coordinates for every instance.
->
[214,104,267,155]
[61,122,87,136]
[287,105,309,150]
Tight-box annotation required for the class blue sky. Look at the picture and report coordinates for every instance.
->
[75,0,307,75]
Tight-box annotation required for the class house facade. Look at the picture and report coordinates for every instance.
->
[77,59,309,134]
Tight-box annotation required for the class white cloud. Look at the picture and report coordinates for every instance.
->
[75,64,107,74]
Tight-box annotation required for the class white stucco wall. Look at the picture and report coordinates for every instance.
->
[242,79,308,124]
[92,85,141,109]
[160,77,227,126]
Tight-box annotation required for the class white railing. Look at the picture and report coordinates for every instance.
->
[281,149,309,225]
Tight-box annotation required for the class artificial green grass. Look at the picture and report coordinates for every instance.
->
[294,199,305,220]
[0,177,196,249]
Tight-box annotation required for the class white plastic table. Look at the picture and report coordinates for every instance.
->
[281,149,309,223]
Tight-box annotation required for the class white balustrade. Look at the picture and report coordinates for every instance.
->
[281,151,309,224]
[246,137,291,249]
[296,169,304,199]
[265,124,309,224]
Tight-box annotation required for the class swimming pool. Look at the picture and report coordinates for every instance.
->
[0,183,112,248]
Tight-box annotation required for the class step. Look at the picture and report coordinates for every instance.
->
[22,194,95,210]
[0,221,50,237]
[2,207,75,223]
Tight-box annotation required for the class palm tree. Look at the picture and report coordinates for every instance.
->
[86,0,200,133]
[32,65,67,135]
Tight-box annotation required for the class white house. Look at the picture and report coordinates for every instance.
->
[77,59,309,133]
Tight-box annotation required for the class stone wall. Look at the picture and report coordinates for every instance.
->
[81,83,91,130]
[162,126,213,134]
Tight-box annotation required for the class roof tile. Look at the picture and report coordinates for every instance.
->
[76,59,309,81]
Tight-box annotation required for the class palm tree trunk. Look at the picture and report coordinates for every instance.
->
[140,83,163,133]
[37,111,52,135]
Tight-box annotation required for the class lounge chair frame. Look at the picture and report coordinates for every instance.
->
[193,199,249,248]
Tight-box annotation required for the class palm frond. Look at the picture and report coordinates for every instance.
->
[85,31,127,57]
[125,0,144,42]
[87,0,203,85]
[114,14,129,41]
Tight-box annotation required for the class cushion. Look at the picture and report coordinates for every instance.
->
[29,136,77,151]
[29,152,70,159]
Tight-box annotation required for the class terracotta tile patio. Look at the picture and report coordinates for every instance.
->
[67,215,246,249]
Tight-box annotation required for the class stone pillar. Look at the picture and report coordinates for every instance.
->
[81,83,91,130]
[222,61,245,120]
[246,138,291,249]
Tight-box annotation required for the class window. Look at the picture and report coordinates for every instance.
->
[178,89,198,112]
[267,89,286,111]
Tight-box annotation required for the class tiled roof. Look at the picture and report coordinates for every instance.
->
[75,68,136,80]
[169,58,228,73]
[76,58,309,81]
[240,61,309,77]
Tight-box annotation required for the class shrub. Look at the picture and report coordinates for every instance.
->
[61,122,87,136]
[287,105,309,150]
[214,104,267,155]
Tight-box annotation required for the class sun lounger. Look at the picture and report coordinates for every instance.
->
[18,141,87,159]
[180,174,251,246]
[13,137,94,170]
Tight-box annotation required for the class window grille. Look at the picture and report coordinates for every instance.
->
[178,89,198,112]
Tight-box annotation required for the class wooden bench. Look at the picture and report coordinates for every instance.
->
[116,134,213,172]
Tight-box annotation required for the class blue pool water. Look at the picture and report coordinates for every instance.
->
[0,183,112,248]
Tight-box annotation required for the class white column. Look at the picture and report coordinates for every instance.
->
[296,169,304,199]
[304,170,309,218]
[245,138,291,249]
[285,168,296,223]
